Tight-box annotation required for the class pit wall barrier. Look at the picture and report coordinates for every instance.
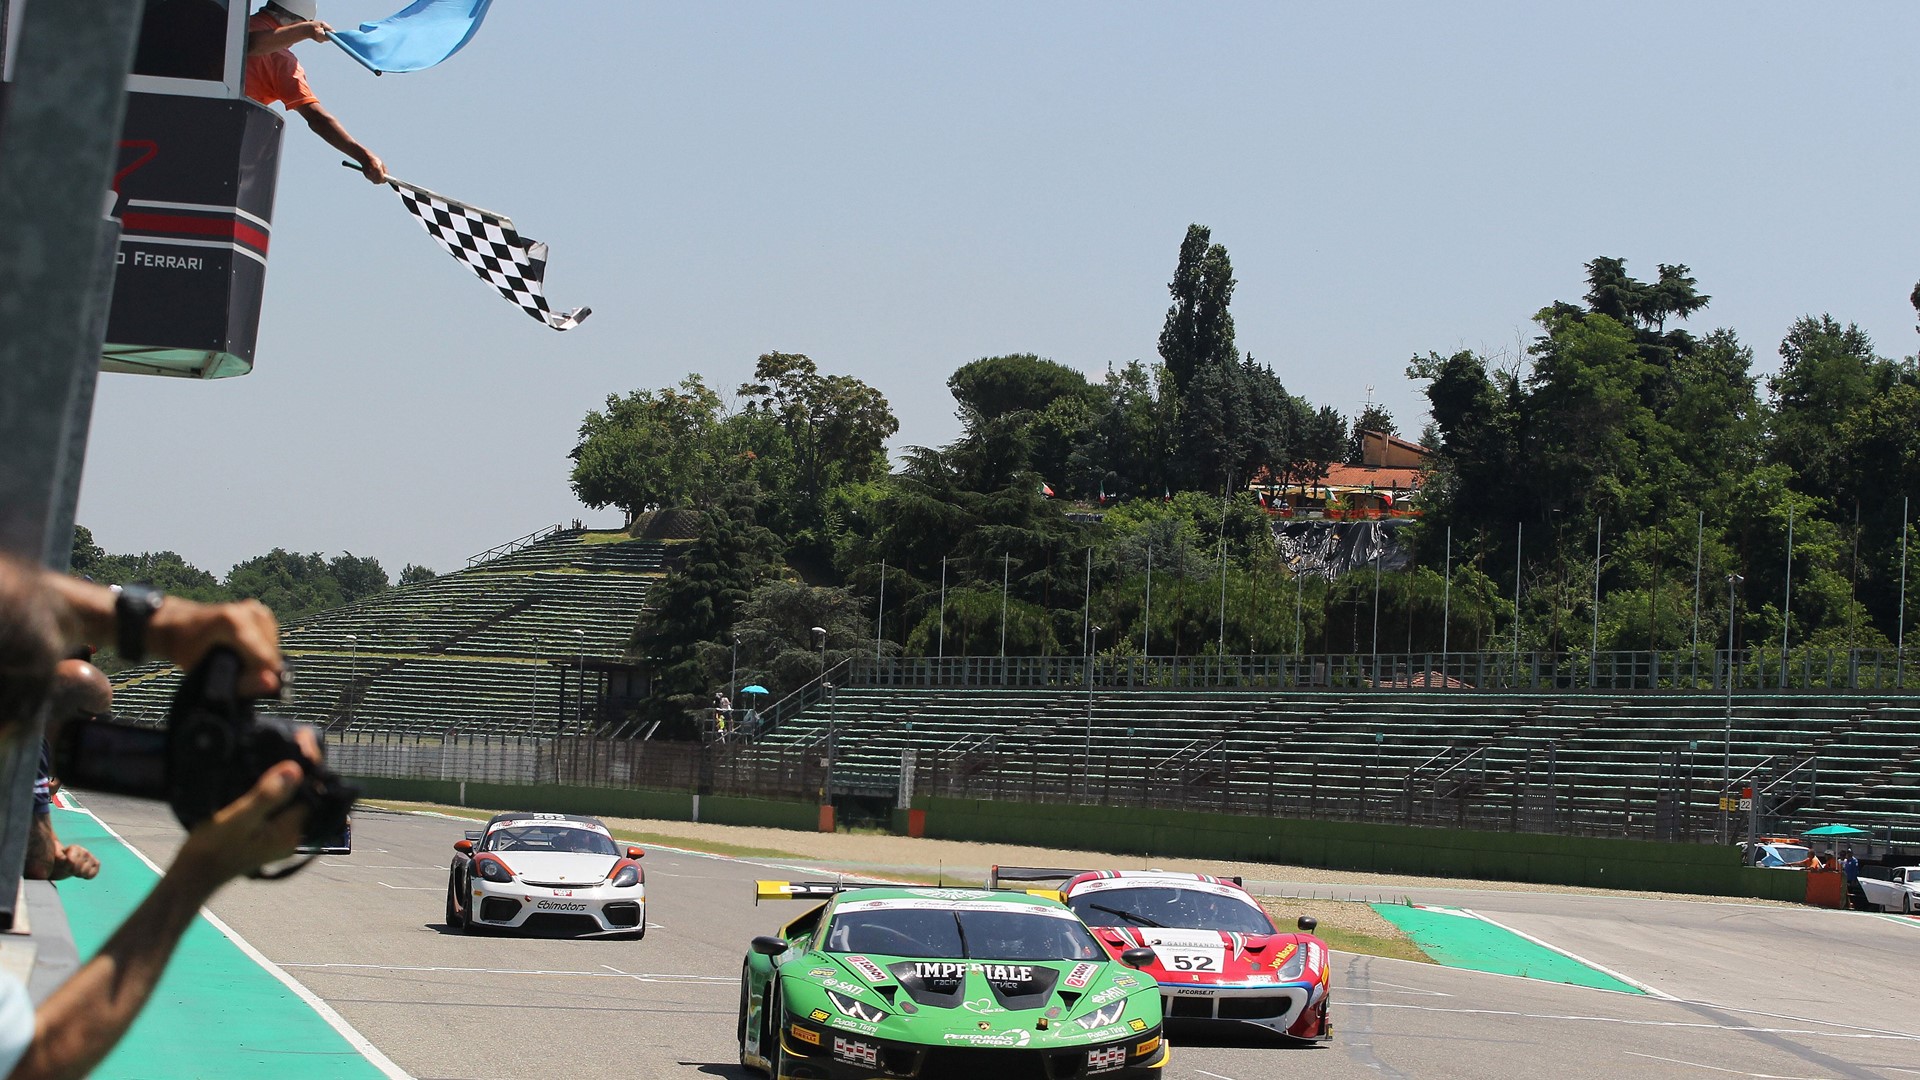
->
[915,797,1809,903]
[350,776,818,832]
[349,776,1805,902]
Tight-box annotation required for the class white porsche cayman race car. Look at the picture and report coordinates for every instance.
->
[445,812,647,937]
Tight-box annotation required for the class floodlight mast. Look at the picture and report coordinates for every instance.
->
[812,627,832,814]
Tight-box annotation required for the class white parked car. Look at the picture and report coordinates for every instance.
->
[445,812,647,937]
[1857,866,1920,914]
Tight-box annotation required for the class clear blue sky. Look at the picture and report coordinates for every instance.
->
[76,1,1920,577]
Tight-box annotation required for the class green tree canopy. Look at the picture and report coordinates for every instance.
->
[569,375,727,523]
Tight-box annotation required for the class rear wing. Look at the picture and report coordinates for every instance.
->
[987,866,1094,890]
[754,879,897,905]
[463,831,482,841]
[988,865,1246,889]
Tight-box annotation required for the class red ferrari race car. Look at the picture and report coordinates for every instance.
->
[991,867,1331,1043]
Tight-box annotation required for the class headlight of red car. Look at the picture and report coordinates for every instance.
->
[1272,941,1310,981]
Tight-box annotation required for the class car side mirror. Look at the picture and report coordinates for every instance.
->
[627,847,645,860]
[1297,916,1318,933]
[751,935,790,957]
[454,839,473,854]
[1119,946,1156,969]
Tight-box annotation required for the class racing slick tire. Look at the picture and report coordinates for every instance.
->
[737,965,756,1072]
[766,983,793,1079]
[444,880,465,930]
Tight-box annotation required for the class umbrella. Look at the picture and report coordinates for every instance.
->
[739,685,770,695]
[1802,824,1868,837]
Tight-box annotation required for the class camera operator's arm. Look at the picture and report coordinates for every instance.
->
[41,574,284,697]
[7,760,307,1080]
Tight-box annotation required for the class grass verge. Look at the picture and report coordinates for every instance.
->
[1260,897,1435,964]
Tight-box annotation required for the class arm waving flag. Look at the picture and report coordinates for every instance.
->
[374,169,590,331]
[332,0,494,74]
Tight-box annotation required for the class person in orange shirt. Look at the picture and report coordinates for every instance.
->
[245,0,386,184]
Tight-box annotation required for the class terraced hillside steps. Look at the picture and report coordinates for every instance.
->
[108,528,665,737]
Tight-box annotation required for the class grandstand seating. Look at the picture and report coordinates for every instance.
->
[750,687,1920,845]
[104,521,1916,847]
[107,529,664,738]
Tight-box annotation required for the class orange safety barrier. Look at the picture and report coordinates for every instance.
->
[1805,869,1845,908]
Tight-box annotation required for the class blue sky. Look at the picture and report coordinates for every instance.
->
[76,1,1920,577]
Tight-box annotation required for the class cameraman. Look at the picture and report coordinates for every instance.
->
[1,554,309,1080]
[24,659,112,882]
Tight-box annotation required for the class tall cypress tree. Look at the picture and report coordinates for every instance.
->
[1157,224,1238,398]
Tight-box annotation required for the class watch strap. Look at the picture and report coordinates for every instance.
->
[114,584,165,662]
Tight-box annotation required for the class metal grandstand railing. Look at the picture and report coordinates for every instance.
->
[329,724,1920,846]
[331,731,825,800]
[465,523,568,567]
[851,647,1920,694]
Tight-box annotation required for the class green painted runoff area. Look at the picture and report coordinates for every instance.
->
[50,806,392,1080]
[1370,903,1641,993]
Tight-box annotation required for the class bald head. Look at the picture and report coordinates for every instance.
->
[51,658,113,717]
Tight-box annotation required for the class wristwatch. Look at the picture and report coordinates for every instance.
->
[111,584,165,662]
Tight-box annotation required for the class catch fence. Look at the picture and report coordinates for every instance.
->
[849,647,1917,694]
[331,731,1735,843]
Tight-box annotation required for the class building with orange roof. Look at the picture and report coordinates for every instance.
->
[1254,430,1430,516]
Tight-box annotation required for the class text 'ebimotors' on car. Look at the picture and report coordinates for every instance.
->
[992,867,1332,1043]
[445,812,646,938]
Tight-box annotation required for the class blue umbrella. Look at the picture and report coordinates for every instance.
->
[739,685,770,695]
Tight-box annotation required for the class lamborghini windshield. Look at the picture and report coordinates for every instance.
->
[826,906,1103,961]
[1069,885,1276,935]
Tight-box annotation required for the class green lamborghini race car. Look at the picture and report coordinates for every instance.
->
[738,881,1170,1079]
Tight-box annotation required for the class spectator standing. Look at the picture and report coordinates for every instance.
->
[1841,848,1868,910]
[713,692,732,743]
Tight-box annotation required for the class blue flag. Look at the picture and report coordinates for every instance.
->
[331,0,493,74]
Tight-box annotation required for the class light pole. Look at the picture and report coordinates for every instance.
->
[1781,506,1794,689]
[1000,554,1010,660]
[1142,545,1153,659]
[1901,496,1910,690]
[1723,572,1744,842]
[1691,509,1704,669]
[574,629,585,735]
[813,626,832,811]
[1084,624,1100,801]
[1513,522,1523,676]
[1370,539,1381,678]
[1590,517,1602,689]
[347,634,357,728]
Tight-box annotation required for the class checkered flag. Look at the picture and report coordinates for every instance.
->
[384,174,590,331]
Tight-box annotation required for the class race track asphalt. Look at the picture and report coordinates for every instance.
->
[73,794,1920,1080]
